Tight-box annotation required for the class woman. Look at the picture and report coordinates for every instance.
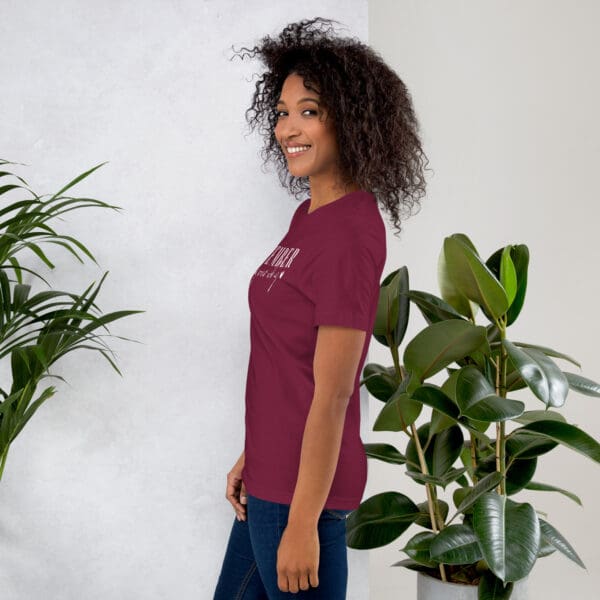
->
[214,17,428,599]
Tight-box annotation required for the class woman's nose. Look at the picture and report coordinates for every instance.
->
[277,115,301,137]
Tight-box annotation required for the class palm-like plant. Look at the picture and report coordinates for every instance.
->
[0,159,141,482]
[348,233,600,599]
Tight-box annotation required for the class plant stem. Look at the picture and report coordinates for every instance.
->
[495,421,506,495]
[494,319,508,496]
[410,421,447,582]
[469,433,478,483]
[432,486,446,532]
[393,341,445,580]
[389,335,402,378]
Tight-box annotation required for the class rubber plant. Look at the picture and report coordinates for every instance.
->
[0,158,141,482]
[346,233,600,599]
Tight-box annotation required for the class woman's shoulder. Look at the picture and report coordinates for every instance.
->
[343,193,386,240]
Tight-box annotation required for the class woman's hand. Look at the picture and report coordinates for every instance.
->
[226,451,247,521]
[276,522,320,592]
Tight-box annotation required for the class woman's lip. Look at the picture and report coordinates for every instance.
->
[286,146,311,157]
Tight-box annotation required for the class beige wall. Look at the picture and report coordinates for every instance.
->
[367,1,600,598]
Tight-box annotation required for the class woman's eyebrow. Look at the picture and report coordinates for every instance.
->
[276,97,320,106]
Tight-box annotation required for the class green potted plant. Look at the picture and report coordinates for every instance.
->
[346,233,600,599]
[0,158,142,482]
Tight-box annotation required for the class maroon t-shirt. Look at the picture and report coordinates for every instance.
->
[241,190,386,510]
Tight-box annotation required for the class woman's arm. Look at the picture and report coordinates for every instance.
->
[287,324,366,527]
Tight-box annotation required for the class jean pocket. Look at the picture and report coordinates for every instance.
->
[322,508,352,520]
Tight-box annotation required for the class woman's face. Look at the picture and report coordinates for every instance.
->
[274,72,340,182]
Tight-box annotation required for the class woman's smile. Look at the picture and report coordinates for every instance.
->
[286,145,311,157]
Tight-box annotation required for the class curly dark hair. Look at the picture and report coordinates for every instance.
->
[229,17,431,236]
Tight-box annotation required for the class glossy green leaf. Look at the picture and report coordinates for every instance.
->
[478,570,515,600]
[539,518,585,568]
[453,486,472,512]
[443,235,509,322]
[401,289,466,325]
[345,491,419,550]
[414,499,449,530]
[402,531,438,566]
[429,523,482,564]
[373,389,422,432]
[455,365,494,407]
[363,443,406,465]
[485,244,529,327]
[516,420,600,464]
[505,430,558,459]
[406,466,467,489]
[430,407,457,435]
[538,534,557,558]
[473,493,540,582]
[462,394,525,423]
[406,424,465,486]
[503,340,568,408]
[504,458,538,495]
[374,267,409,347]
[449,472,504,522]
[505,245,529,326]
[524,481,582,506]
[438,236,478,319]
[390,558,431,572]
[410,384,460,420]
[454,365,524,423]
[457,474,469,486]
[513,410,566,425]
[499,246,517,307]
[404,319,488,381]
[564,372,600,397]
[392,266,410,347]
[450,233,479,254]
[362,363,398,401]
[440,372,494,439]
[373,271,398,344]
[512,341,580,368]
[476,455,537,496]
[431,425,465,477]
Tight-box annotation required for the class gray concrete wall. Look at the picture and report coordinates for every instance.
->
[0,2,369,598]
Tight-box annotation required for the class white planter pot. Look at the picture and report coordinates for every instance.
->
[417,571,528,600]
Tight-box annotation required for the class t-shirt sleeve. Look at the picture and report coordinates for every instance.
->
[311,229,380,331]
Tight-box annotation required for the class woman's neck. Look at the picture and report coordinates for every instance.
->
[307,179,360,213]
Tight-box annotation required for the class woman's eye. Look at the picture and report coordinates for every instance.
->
[274,109,317,117]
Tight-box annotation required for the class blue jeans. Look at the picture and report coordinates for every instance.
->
[213,493,353,599]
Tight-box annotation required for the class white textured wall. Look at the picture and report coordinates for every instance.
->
[368,1,600,598]
[0,1,369,599]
